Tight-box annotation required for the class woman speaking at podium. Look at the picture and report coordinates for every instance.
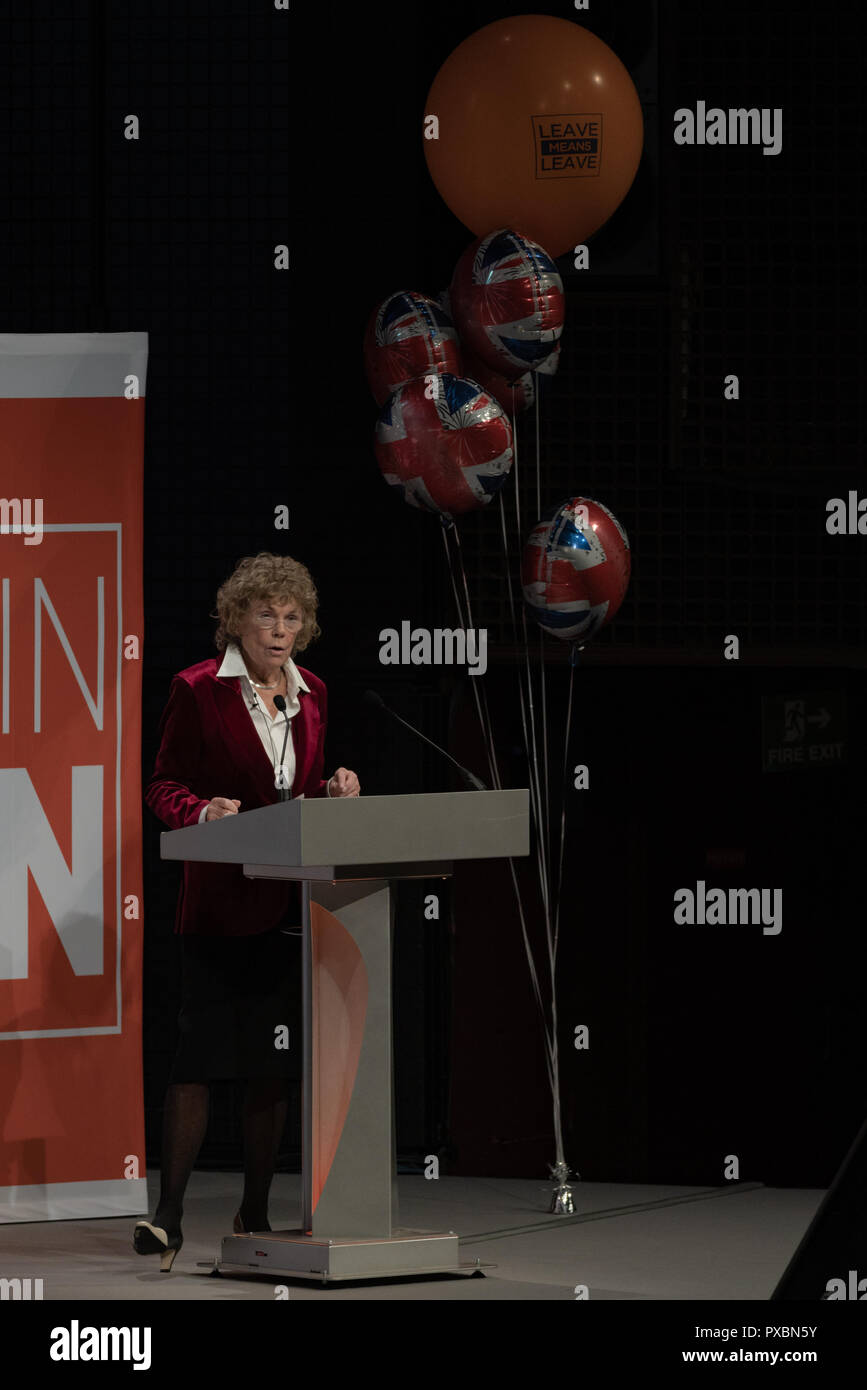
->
[134,552,360,1270]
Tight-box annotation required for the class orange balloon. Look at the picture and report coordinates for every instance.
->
[423,15,644,258]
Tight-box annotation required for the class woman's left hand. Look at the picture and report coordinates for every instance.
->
[328,767,360,798]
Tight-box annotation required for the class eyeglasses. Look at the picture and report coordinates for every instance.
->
[251,610,304,628]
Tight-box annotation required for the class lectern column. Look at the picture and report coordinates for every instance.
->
[301,877,399,1238]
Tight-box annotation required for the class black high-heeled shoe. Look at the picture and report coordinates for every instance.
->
[233,1210,271,1234]
[133,1220,183,1272]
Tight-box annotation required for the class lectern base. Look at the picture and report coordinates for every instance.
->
[216,1229,479,1283]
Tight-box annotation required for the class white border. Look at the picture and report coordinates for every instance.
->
[0,332,148,398]
[0,1177,148,1224]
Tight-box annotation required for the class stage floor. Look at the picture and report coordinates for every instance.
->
[2,1174,822,1300]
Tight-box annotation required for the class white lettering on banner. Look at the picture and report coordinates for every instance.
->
[2,576,107,734]
[34,577,105,731]
[0,766,104,980]
[0,517,124,1037]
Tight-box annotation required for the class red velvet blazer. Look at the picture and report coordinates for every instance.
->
[145,657,328,935]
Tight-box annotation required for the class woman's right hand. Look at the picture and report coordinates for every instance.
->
[205,797,241,821]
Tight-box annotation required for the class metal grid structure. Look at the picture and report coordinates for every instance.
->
[2,0,861,1188]
[453,0,865,658]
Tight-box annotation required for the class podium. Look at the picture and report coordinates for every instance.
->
[161,789,529,1283]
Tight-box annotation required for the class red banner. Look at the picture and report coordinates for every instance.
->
[0,333,147,1221]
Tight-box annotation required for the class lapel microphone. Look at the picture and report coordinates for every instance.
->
[273,694,293,800]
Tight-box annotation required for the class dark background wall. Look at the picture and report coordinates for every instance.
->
[1,0,863,1188]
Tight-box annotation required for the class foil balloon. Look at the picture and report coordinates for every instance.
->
[449,229,564,381]
[363,290,463,407]
[423,14,644,257]
[375,372,513,517]
[537,343,561,384]
[463,343,560,415]
[522,496,630,642]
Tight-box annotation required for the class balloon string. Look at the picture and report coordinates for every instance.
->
[534,373,542,524]
[512,398,522,538]
[521,381,565,1177]
[450,523,501,791]
[530,365,570,1183]
[439,523,498,794]
[446,510,556,1088]
[507,857,555,1094]
[511,428,551,925]
[533,381,551,891]
[497,492,555,1075]
[547,645,580,1180]
[553,644,579,961]
[520,612,551,926]
[540,629,550,882]
[505,376,575,1185]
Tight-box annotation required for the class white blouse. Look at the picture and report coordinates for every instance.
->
[197,641,321,822]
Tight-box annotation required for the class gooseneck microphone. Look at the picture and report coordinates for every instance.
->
[273,694,292,801]
[363,688,487,791]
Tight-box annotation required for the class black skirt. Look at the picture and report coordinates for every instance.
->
[168,924,302,1083]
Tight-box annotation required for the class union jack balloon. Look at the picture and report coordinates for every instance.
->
[375,373,513,518]
[363,290,463,406]
[522,496,631,641]
[449,228,565,381]
[463,342,560,415]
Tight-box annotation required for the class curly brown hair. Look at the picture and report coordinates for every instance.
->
[212,552,321,653]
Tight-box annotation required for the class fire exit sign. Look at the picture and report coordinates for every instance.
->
[762,692,847,772]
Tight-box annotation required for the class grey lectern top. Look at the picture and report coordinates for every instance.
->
[161,788,529,879]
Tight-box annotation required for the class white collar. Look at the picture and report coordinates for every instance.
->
[217,641,310,694]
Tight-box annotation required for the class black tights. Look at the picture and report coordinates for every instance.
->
[154,1077,289,1234]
